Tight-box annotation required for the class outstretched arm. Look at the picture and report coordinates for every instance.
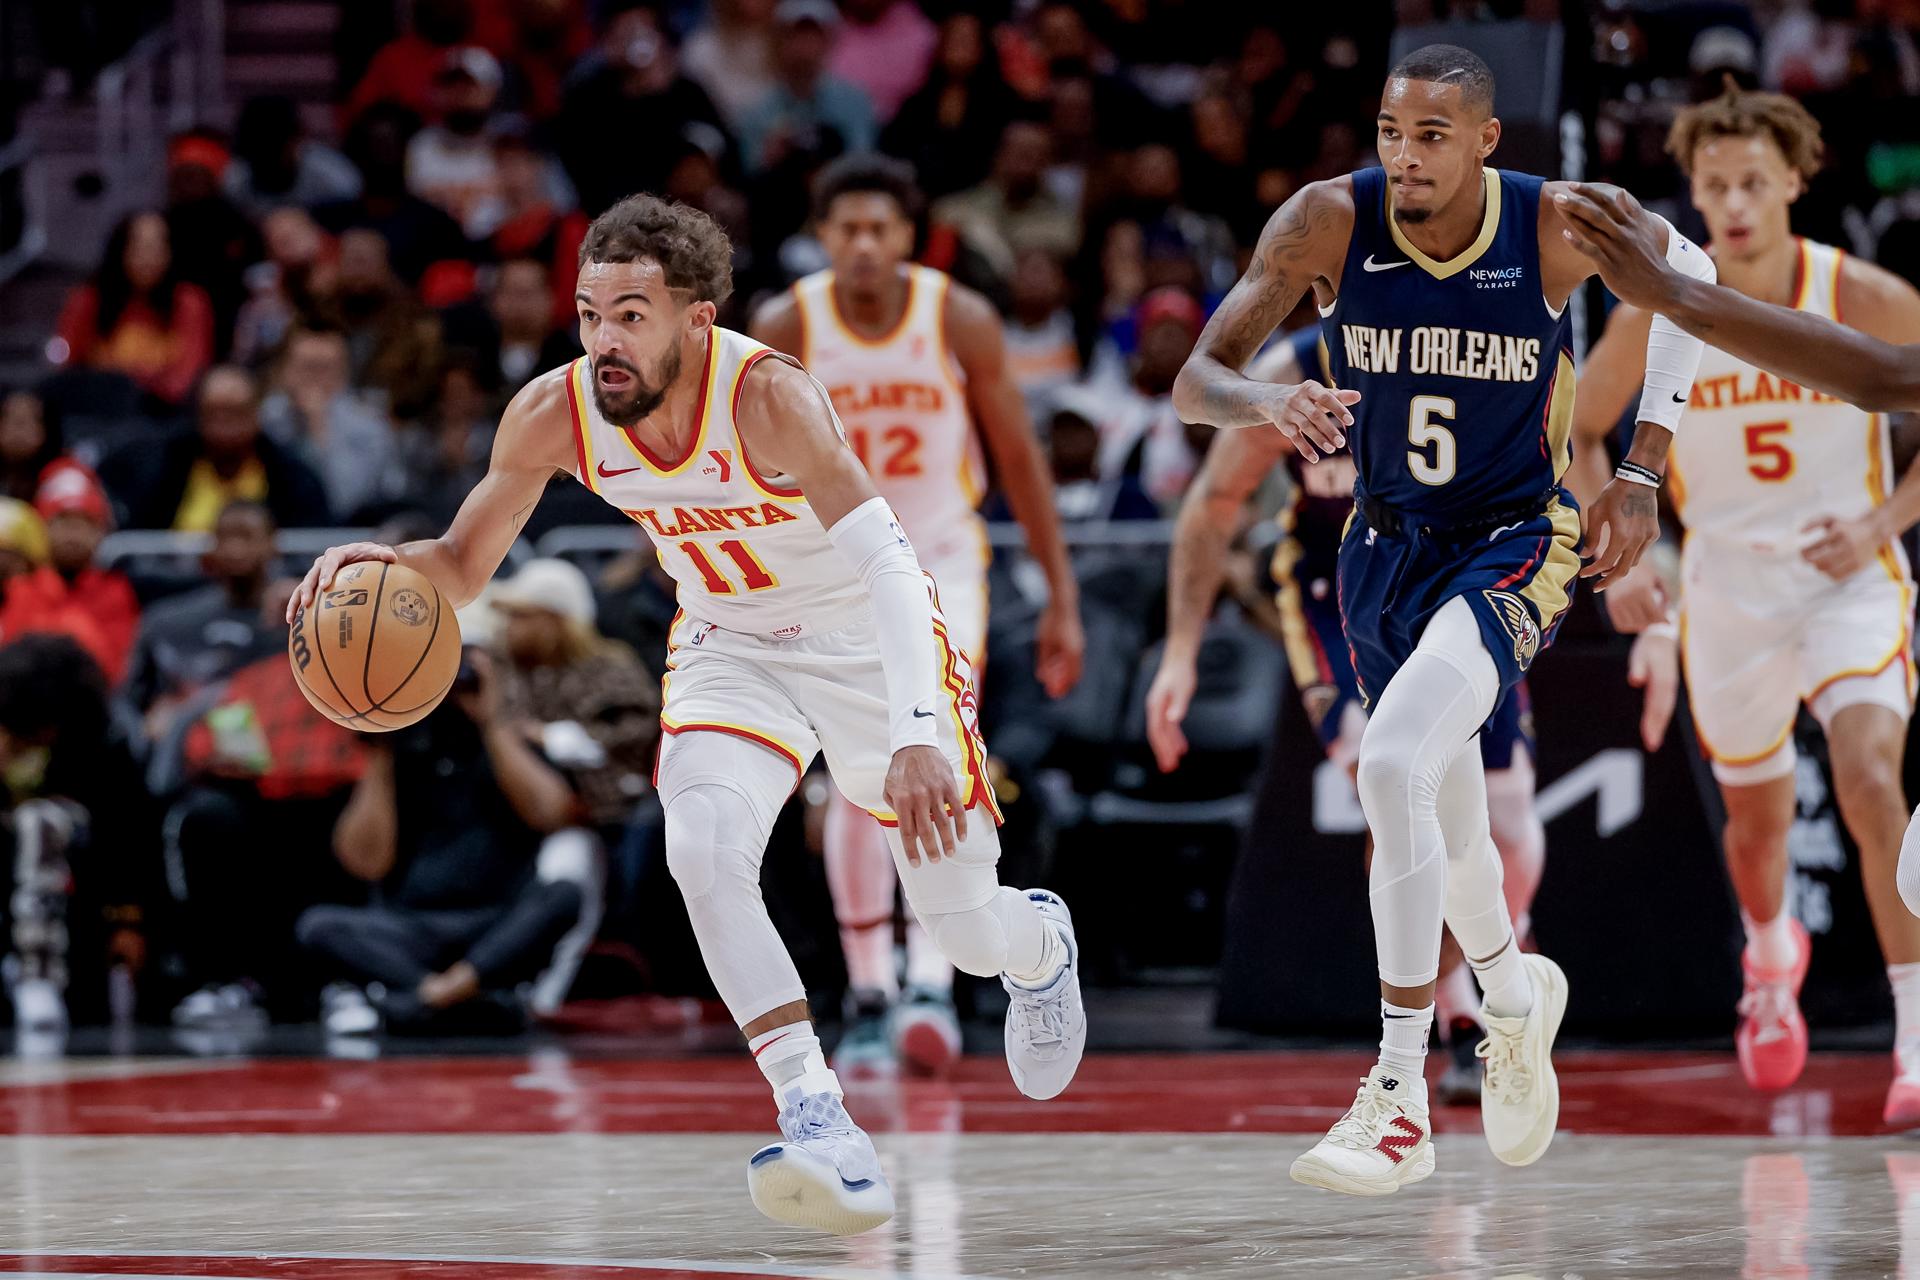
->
[736,359,964,867]
[288,371,572,619]
[1170,179,1360,459]
[1557,184,1920,412]
[947,285,1083,697]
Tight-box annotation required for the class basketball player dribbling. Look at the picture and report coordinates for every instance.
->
[1148,324,1550,1105]
[289,195,1086,1236]
[750,154,1084,1078]
[1569,85,1920,1123]
[1171,44,1714,1194]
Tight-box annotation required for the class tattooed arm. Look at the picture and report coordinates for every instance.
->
[288,369,572,619]
[1170,178,1360,459]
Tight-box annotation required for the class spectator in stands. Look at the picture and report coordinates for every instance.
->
[100,366,330,532]
[482,258,580,395]
[1184,87,1265,248]
[332,230,446,422]
[406,48,511,239]
[0,495,119,675]
[1038,387,1159,523]
[1090,287,1208,508]
[680,0,779,128]
[0,500,47,586]
[554,2,729,219]
[932,118,1081,286]
[829,0,937,126]
[490,559,658,834]
[164,132,267,359]
[0,464,139,683]
[53,212,215,409]
[0,387,64,505]
[734,0,877,176]
[1003,248,1083,421]
[0,635,152,1034]
[660,137,752,279]
[231,208,337,368]
[315,104,472,287]
[881,10,1019,200]
[123,499,286,722]
[1112,143,1237,297]
[296,647,589,1035]
[489,129,588,326]
[225,95,364,219]
[259,326,401,522]
[344,0,476,127]
[397,355,496,527]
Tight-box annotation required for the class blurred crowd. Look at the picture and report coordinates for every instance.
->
[4,0,1920,1041]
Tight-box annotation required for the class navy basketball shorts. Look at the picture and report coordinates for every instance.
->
[1335,491,1582,733]
[1286,570,1539,768]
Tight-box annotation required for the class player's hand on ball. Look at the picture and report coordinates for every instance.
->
[1601,561,1669,633]
[1579,477,1659,588]
[1801,512,1889,582]
[885,745,966,866]
[288,541,398,623]
[1627,629,1679,752]
[1144,654,1197,774]
[1264,381,1360,463]
[1036,599,1086,698]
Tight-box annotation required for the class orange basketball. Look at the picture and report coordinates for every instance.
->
[288,561,462,732]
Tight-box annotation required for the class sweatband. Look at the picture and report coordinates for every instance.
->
[1636,216,1716,431]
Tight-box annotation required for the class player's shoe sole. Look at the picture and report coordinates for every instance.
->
[1288,1142,1436,1197]
[1487,953,1568,1169]
[747,1143,895,1236]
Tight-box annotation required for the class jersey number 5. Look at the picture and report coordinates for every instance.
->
[1744,421,1794,482]
[681,540,778,594]
[1408,395,1457,486]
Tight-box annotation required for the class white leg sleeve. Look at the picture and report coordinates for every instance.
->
[1356,596,1501,988]
[1436,749,1514,962]
[1484,752,1545,935]
[1900,806,1920,919]
[658,732,808,1026]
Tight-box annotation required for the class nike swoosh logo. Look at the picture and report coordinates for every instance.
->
[911,708,936,718]
[597,460,644,478]
[1363,256,1409,272]
[1488,521,1523,543]
[1671,392,1687,404]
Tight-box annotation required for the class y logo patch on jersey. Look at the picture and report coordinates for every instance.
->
[1482,589,1541,669]
[704,449,733,481]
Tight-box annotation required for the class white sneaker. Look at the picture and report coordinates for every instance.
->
[1477,952,1569,1167]
[892,984,961,1076]
[322,984,380,1036]
[10,978,65,1031]
[171,982,265,1029]
[1001,890,1086,1101]
[1290,1070,1435,1196]
[747,1091,895,1236]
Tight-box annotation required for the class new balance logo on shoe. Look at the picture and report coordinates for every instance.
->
[1374,1116,1423,1164]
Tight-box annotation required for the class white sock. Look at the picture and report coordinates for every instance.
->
[1469,934,1533,1020]
[1378,1000,1433,1091]
[1891,963,1920,1048]
[750,1021,839,1107]
[1744,909,1799,973]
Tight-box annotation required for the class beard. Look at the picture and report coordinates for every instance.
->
[1392,205,1432,225]
[591,345,681,427]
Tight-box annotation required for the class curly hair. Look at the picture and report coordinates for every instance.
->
[1668,80,1825,180]
[577,194,734,305]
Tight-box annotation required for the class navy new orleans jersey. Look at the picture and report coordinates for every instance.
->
[1265,327,1536,768]
[1320,166,1584,708]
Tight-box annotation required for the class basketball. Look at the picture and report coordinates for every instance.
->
[287,560,461,732]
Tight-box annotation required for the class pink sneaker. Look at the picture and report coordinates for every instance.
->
[1886,1043,1920,1129]
[1736,920,1811,1091]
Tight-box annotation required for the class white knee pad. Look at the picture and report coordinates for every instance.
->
[1900,807,1920,919]
[664,784,764,900]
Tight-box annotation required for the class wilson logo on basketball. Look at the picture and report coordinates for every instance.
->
[1375,1117,1423,1164]
[389,589,430,626]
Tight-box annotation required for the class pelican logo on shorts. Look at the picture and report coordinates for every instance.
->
[389,588,430,627]
[1302,683,1338,732]
[1483,589,1541,669]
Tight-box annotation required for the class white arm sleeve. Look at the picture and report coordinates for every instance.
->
[826,496,942,752]
[1635,216,1717,432]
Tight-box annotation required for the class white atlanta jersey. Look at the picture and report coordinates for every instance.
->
[563,326,868,637]
[792,265,990,571]
[1672,239,1894,553]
